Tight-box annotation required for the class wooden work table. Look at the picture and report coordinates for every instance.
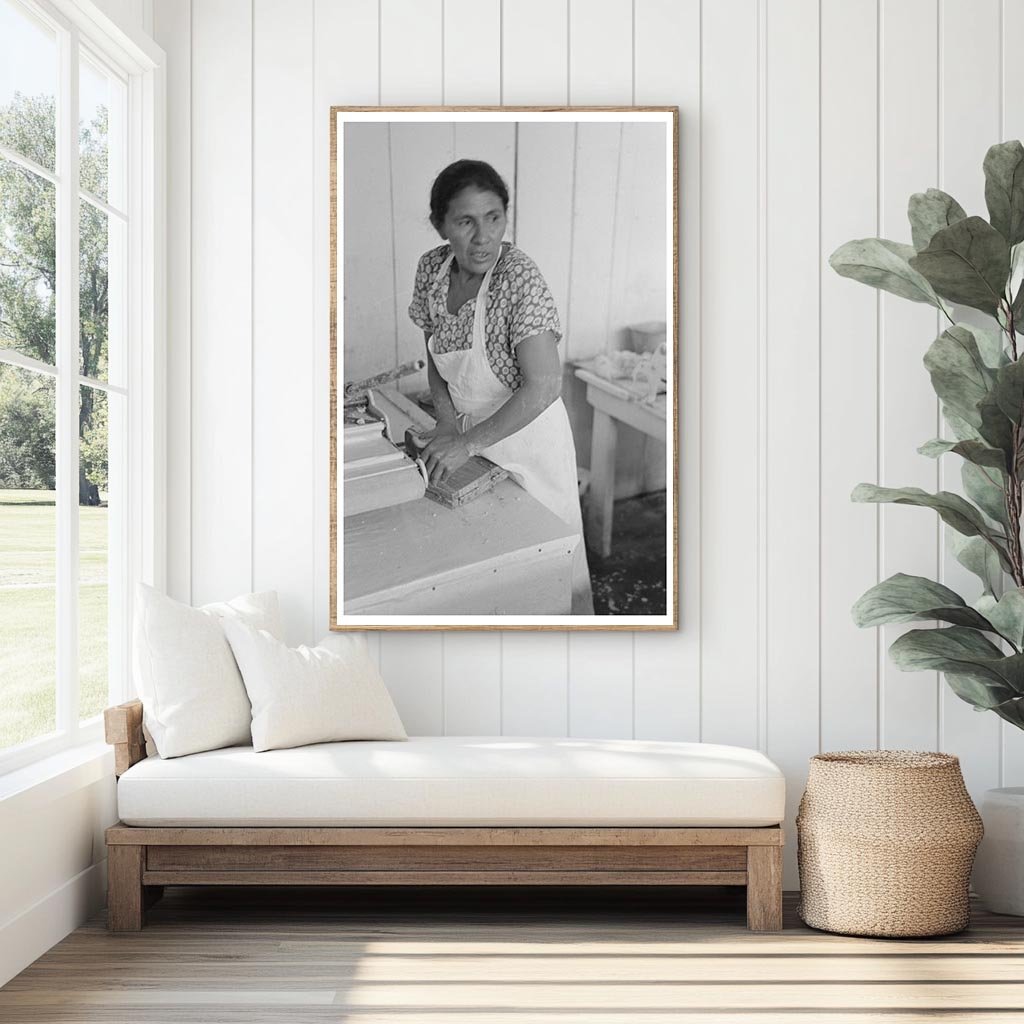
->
[575,365,668,557]
[341,385,581,616]
[343,476,580,616]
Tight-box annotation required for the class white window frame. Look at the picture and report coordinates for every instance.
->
[0,0,165,776]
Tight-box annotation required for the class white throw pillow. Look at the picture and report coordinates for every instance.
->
[222,621,407,752]
[133,584,283,758]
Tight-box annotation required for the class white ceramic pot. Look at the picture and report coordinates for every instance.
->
[973,787,1024,916]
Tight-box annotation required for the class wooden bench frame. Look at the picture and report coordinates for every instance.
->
[104,700,784,932]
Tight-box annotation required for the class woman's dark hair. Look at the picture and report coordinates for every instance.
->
[429,159,509,231]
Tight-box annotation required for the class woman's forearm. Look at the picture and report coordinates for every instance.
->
[426,349,459,430]
[463,375,560,455]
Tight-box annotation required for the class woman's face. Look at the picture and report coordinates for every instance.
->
[439,185,507,276]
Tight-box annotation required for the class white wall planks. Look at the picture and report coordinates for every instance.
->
[630,0,704,741]
[341,122,398,383]
[877,0,941,752]
[633,632,697,742]
[568,0,633,105]
[632,0,700,743]
[188,0,253,606]
[698,0,760,750]
[381,0,443,105]
[379,632,445,734]
[565,122,622,362]
[502,0,567,104]
[443,633,502,735]
[252,0,316,646]
[390,123,455,375]
[819,0,879,753]
[316,0,379,107]
[764,0,820,884]
[452,122,516,224]
[161,0,1021,893]
[443,0,501,106]
[568,632,634,739]
[153,0,190,604]
[515,123,575,338]
[501,632,569,737]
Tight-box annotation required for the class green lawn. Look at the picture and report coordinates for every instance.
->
[0,489,109,751]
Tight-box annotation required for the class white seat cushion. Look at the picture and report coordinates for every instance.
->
[117,736,785,827]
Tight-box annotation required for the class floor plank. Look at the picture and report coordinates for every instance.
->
[3,886,1024,1022]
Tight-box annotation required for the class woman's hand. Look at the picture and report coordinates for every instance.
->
[419,426,473,485]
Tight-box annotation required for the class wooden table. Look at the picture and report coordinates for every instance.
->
[343,478,579,615]
[575,366,668,557]
[341,385,580,616]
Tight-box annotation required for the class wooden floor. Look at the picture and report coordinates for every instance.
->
[3,885,1024,1022]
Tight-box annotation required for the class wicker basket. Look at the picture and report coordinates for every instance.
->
[796,751,983,937]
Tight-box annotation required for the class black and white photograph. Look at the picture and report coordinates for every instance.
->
[331,108,678,628]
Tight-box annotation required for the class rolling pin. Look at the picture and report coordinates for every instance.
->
[343,359,426,404]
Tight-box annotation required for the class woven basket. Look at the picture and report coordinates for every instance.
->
[796,751,983,937]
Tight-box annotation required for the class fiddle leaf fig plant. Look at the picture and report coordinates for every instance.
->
[832,140,1024,731]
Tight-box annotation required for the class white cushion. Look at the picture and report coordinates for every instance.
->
[116,736,786,827]
[222,621,407,752]
[133,584,283,759]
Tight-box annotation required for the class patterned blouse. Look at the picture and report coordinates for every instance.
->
[408,242,562,391]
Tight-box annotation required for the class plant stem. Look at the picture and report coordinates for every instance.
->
[1006,307,1024,587]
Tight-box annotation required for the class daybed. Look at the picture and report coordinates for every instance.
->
[104,699,786,932]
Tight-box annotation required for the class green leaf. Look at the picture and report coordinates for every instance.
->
[942,406,983,442]
[977,589,1024,649]
[944,671,1024,715]
[1012,278,1024,325]
[852,573,995,630]
[1008,242,1024,324]
[923,325,997,428]
[967,322,1011,368]
[984,140,1024,246]
[962,461,1009,528]
[909,216,1011,315]
[851,483,1009,553]
[993,358,1024,423]
[977,391,1016,459]
[981,686,1024,728]
[950,533,1004,597]
[918,437,1007,471]
[908,188,968,251]
[830,238,943,307]
[889,627,1024,703]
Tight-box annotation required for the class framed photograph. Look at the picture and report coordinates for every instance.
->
[330,107,678,630]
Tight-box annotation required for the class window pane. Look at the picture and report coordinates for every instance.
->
[79,51,125,209]
[0,362,56,751]
[0,0,57,173]
[0,158,56,364]
[80,202,123,384]
[79,384,109,723]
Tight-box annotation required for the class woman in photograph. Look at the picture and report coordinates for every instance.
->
[408,159,594,615]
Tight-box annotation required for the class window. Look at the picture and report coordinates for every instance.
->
[0,0,161,773]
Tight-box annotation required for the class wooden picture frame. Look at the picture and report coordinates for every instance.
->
[330,107,679,630]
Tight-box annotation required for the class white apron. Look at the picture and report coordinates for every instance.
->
[428,248,594,615]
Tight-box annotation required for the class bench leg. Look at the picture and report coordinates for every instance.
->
[107,845,145,931]
[746,845,783,931]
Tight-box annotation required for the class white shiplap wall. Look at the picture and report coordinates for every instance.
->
[154,0,1024,886]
